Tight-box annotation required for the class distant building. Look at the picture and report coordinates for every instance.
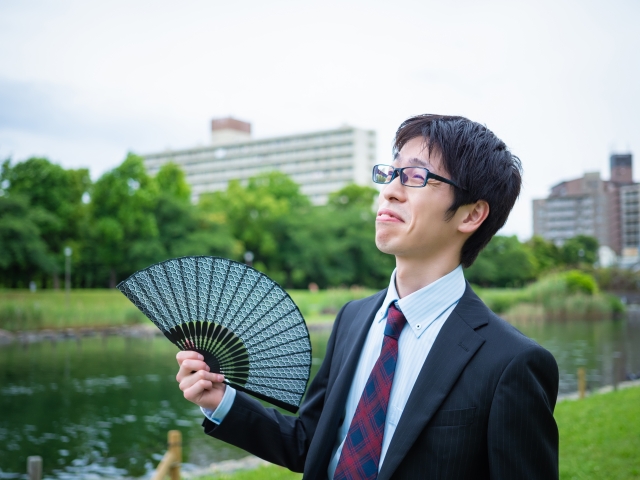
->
[142,117,377,205]
[532,153,635,255]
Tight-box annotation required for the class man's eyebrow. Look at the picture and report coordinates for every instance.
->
[393,154,430,168]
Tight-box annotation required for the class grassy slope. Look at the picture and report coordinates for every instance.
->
[0,288,377,332]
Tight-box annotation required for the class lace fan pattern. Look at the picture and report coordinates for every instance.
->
[117,256,312,413]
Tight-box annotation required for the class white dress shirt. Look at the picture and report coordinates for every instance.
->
[203,265,466,480]
[327,265,465,478]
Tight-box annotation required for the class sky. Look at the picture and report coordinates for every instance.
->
[1,0,639,239]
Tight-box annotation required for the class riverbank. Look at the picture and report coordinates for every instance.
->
[476,272,625,322]
[185,383,640,480]
[0,288,374,333]
[0,278,626,335]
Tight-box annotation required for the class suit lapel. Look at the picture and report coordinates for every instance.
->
[377,284,488,480]
[308,290,386,480]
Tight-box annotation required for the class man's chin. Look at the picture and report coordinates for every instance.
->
[375,236,397,256]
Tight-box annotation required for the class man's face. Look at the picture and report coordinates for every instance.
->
[375,136,460,260]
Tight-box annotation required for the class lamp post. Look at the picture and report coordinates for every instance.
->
[244,251,254,268]
[64,247,72,306]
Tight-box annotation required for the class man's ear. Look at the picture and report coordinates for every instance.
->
[457,200,490,235]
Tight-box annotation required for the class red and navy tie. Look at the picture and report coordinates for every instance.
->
[334,303,407,480]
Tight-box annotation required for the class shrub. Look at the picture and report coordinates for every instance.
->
[563,270,598,296]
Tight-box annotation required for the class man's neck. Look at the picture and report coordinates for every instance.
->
[394,255,460,298]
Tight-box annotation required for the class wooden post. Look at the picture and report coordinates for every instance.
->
[151,430,182,480]
[612,352,622,391]
[168,430,181,480]
[27,456,42,480]
[578,367,586,399]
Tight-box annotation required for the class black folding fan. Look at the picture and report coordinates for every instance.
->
[117,256,311,413]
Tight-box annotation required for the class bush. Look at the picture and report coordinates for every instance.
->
[563,270,598,295]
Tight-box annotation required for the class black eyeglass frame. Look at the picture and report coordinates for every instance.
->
[372,164,466,191]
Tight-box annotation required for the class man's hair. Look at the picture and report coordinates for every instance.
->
[393,114,522,268]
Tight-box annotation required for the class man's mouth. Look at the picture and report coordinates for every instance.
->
[377,209,404,222]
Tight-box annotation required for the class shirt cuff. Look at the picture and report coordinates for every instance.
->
[200,386,236,425]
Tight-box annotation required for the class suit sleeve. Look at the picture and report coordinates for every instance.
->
[200,301,348,472]
[487,345,559,480]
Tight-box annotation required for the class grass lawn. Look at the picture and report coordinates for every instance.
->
[0,288,376,332]
[556,386,640,479]
[193,465,302,480]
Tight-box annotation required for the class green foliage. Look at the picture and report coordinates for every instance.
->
[556,387,640,479]
[475,271,622,320]
[594,267,640,292]
[465,235,538,287]
[561,234,599,265]
[0,153,611,293]
[0,195,57,286]
[563,270,598,295]
[1,157,90,285]
[328,183,378,209]
[526,235,562,274]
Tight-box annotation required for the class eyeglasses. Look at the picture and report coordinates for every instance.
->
[372,164,465,190]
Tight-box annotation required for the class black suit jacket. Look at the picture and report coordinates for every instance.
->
[203,283,559,479]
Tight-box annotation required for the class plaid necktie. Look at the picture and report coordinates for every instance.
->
[334,303,407,480]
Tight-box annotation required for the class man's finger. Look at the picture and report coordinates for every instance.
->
[176,351,204,365]
[182,378,214,403]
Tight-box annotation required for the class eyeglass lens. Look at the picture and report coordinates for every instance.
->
[373,165,427,187]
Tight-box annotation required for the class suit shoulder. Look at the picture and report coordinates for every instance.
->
[460,285,552,357]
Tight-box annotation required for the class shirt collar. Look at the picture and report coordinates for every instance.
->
[377,265,466,338]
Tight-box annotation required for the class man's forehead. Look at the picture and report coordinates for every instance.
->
[393,138,443,170]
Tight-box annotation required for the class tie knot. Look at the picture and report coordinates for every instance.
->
[384,303,406,340]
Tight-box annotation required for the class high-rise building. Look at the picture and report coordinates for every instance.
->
[532,153,635,254]
[142,117,377,205]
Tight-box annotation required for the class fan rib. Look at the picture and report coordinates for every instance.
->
[242,380,306,396]
[147,269,181,330]
[227,282,278,334]
[250,363,311,371]
[161,262,187,325]
[225,382,299,414]
[179,259,195,324]
[120,281,158,328]
[234,291,288,338]
[225,272,263,331]
[133,274,174,332]
[252,347,312,363]
[209,260,232,324]
[248,335,311,357]
[241,305,299,344]
[218,263,248,324]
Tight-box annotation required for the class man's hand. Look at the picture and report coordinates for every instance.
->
[176,351,226,411]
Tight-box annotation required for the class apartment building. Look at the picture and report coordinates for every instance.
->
[142,117,377,205]
[532,154,634,254]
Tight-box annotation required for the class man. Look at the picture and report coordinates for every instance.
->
[176,114,559,479]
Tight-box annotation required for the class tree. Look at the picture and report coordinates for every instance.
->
[1,157,90,287]
[198,171,311,285]
[90,153,163,287]
[465,235,538,287]
[526,235,562,274]
[561,235,599,266]
[0,195,56,287]
[153,162,240,259]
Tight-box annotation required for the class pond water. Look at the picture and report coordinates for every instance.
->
[1,318,639,479]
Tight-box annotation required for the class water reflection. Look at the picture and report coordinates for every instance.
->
[0,332,329,479]
[0,320,639,478]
